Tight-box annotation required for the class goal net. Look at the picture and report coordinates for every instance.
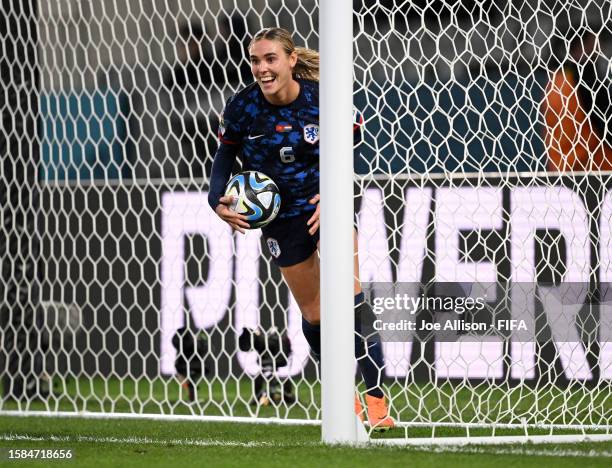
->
[1,0,611,444]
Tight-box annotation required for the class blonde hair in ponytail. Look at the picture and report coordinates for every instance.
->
[293,46,319,81]
[249,28,320,82]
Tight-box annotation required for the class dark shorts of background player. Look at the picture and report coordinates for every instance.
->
[262,211,319,268]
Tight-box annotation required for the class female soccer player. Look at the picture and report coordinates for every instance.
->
[208,27,393,430]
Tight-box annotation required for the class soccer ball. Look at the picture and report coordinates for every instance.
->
[225,171,281,229]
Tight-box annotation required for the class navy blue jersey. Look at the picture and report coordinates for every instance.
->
[208,78,362,219]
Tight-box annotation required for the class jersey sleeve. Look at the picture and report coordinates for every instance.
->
[217,94,244,145]
[208,95,244,211]
[208,144,240,211]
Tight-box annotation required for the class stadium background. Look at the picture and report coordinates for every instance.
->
[30,0,612,379]
[36,0,612,181]
[1,0,611,435]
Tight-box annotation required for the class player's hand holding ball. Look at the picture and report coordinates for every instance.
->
[215,196,250,234]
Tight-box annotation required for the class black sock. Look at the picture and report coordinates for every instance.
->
[300,295,384,398]
[355,292,384,398]
[301,317,321,360]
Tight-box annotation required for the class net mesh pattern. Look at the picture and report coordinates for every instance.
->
[1,0,611,439]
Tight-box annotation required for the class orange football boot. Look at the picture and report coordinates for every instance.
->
[366,395,395,431]
[355,394,365,422]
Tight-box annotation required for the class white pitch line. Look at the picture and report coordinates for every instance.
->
[425,445,612,459]
[1,433,611,458]
[0,410,319,426]
[0,433,273,448]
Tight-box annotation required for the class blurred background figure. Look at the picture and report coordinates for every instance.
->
[162,22,216,180]
[542,29,612,172]
[158,18,249,180]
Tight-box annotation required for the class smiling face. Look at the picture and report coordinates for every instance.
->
[249,38,299,105]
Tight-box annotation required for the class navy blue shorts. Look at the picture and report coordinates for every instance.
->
[261,211,319,267]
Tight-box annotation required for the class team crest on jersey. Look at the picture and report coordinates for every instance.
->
[267,238,281,258]
[303,124,319,144]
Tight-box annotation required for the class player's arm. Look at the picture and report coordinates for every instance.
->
[208,102,250,233]
[209,145,250,233]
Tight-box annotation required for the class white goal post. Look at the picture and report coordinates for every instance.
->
[1,0,611,446]
[320,0,358,444]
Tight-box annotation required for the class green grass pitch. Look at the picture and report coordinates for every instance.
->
[0,377,610,466]
[0,417,611,467]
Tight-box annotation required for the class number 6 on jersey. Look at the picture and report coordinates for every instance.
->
[279,146,295,163]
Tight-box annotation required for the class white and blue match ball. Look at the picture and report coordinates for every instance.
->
[224,171,281,229]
